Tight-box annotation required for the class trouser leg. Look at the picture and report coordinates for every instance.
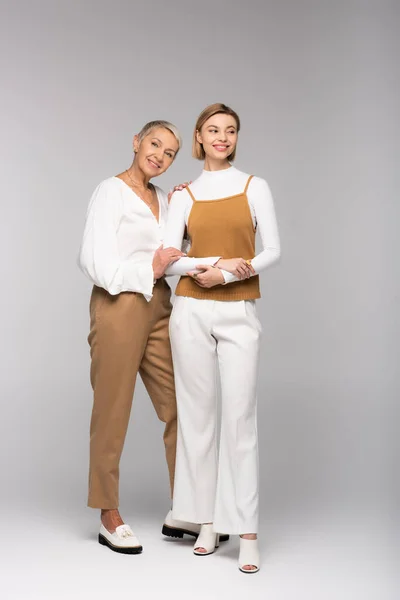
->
[169,297,218,523]
[139,280,177,498]
[87,287,150,509]
[213,300,261,534]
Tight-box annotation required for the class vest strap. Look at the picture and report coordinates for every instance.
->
[244,175,254,194]
[186,186,196,202]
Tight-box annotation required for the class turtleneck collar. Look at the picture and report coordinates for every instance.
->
[200,165,236,179]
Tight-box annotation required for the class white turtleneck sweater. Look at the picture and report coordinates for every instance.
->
[164,166,280,283]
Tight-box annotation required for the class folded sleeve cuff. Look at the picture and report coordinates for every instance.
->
[220,269,239,284]
[122,261,155,301]
[165,256,221,276]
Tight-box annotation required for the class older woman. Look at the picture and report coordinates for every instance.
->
[79,120,204,554]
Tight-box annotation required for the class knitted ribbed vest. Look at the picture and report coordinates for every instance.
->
[175,175,260,301]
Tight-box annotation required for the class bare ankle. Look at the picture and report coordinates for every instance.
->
[101,509,124,532]
[240,533,257,540]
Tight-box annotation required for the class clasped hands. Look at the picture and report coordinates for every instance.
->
[187,258,255,289]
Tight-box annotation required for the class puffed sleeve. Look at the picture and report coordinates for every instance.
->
[78,180,155,300]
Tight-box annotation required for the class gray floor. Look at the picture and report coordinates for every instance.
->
[1,506,395,600]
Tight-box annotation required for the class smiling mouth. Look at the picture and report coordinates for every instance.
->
[148,158,161,169]
[213,145,230,152]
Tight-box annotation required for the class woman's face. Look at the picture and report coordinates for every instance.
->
[134,127,179,177]
[197,113,238,161]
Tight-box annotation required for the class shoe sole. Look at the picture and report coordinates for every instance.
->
[98,534,143,554]
[162,524,229,543]
[193,548,219,556]
[239,567,260,574]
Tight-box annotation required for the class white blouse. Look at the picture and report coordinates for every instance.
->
[78,177,220,301]
[164,166,281,283]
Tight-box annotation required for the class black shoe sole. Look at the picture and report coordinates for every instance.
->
[162,524,229,543]
[98,533,143,554]
[239,567,260,574]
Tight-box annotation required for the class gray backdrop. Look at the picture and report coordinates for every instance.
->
[0,0,398,597]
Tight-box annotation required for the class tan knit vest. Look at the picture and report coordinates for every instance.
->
[175,175,260,301]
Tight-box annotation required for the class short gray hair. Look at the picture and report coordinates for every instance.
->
[137,120,182,153]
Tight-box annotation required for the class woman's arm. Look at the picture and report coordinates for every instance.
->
[164,190,221,276]
[78,180,155,300]
[219,177,281,284]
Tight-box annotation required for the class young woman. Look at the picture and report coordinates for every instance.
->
[79,120,221,554]
[164,104,281,573]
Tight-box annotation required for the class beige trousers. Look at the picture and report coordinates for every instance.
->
[87,278,177,509]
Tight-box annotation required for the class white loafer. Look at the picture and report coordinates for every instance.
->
[162,510,229,542]
[238,538,260,573]
[98,524,143,554]
[193,524,220,556]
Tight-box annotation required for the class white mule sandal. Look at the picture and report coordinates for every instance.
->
[238,538,260,573]
[193,524,220,556]
[162,510,229,542]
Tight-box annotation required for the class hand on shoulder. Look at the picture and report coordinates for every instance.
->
[168,182,192,203]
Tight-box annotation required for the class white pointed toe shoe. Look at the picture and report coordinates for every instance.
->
[162,510,229,542]
[193,524,220,556]
[238,538,260,573]
[98,524,143,554]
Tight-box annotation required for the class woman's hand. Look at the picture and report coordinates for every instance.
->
[153,245,186,279]
[215,258,255,280]
[186,265,225,288]
[168,181,192,203]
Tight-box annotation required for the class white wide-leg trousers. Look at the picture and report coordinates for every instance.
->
[170,296,262,534]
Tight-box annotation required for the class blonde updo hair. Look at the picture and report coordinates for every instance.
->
[192,103,241,161]
[137,120,182,155]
